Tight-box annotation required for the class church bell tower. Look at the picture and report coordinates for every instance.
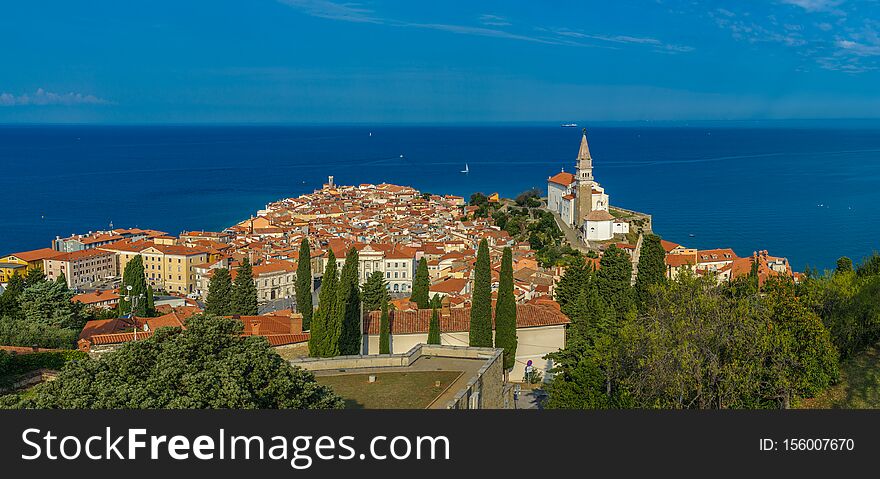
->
[575,128,594,224]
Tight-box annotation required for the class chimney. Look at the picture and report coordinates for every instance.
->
[250,319,260,336]
[290,313,303,334]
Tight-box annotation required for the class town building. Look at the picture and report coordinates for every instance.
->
[43,249,117,290]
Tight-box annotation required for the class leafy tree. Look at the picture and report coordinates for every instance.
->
[119,255,148,317]
[309,250,338,357]
[428,304,441,345]
[361,271,389,312]
[2,315,343,409]
[205,268,233,316]
[379,298,391,354]
[411,257,430,309]
[231,257,258,316]
[634,234,667,311]
[494,247,518,370]
[836,256,853,274]
[469,239,493,347]
[296,238,314,330]
[0,273,25,318]
[54,273,67,287]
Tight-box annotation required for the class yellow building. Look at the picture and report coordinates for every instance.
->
[140,244,210,294]
[0,257,27,283]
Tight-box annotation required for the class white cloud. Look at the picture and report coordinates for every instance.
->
[0,88,109,106]
[278,0,693,53]
[779,0,845,13]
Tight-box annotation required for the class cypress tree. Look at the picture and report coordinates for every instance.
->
[231,257,258,315]
[361,271,389,312]
[555,256,590,311]
[596,245,633,319]
[411,257,430,309]
[469,239,493,347]
[430,293,442,309]
[428,303,441,345]
[634,234,667,311]
[119,255,148,317]
[379,298,391,354]
[309,250,338,357]
[336,247,362,356]
[146,285,155,316]
[494,247,518,370]
[205,268,233,316]
[296,238,314,330]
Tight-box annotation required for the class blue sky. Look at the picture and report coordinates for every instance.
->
[3,0,880,123]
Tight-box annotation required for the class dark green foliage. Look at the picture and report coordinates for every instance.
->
[411,257,430,309]
[494,247,518,370]
[296,238,314,330]
[379,299,390,354]
[514,188,542,208]
[634,234,667,311]
[18,279,87,331]
[309,250,338,357]
[597,245,634,318]
[0,273,26,317]
[1,316,343,409]
[231,257,258,316]
[119,255,148,317]
[361,271,389,313]
[428,305,441,345]
[0,350,88,385]
[430,293,442,309]
[546,272,840,409]
[25,268,46,287]
[336,248,362,356]
[146,285,155,316]
[554,256,593,312]
[205,268,233,316]
[836,256,853,274]
[469,239,493,347]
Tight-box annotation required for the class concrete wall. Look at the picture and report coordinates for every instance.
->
[362,324,566,382]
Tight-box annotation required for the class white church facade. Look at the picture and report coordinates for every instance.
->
[547,129,629,242]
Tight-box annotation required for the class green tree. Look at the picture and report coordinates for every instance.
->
[296,238,314,330]
[411,257,430,309]
[428,304,441,345]
[379,298,391,354]
[309,250,338,357]
[361,271,390,312]
[634,234,667,311]
[146,285,155,316]
[205,268,233,316]
[336,248,362,356]
[0,273,26,318]
[54,273,67,287]
[555,256,592,312]
[494,247,518,370]
[231,257,258,316]
[25,268,46,287]
[18,279,87,331]
[119,255,148,317]
[836,256,853,274]
[597,245,634,319]
[469,239,493,347]
[2,315,343,409]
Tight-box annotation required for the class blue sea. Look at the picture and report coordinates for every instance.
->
[2,124,879,271]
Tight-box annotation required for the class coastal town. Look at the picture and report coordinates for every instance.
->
[0,131,801,407]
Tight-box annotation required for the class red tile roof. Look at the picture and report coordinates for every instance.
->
[548,171,575,186]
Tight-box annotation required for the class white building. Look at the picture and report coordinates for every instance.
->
[547,129,621,241]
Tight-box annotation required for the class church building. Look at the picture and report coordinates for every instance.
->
[547,129,628,242]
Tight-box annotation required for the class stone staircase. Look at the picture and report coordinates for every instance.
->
[630,233,644,286]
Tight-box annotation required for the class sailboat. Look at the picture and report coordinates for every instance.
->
[461,163,469,174]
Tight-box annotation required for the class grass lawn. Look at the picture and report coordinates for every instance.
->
[316,370,463,409]
[801,341,880,409]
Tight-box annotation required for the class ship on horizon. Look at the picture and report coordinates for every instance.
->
[561,123,578,127]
